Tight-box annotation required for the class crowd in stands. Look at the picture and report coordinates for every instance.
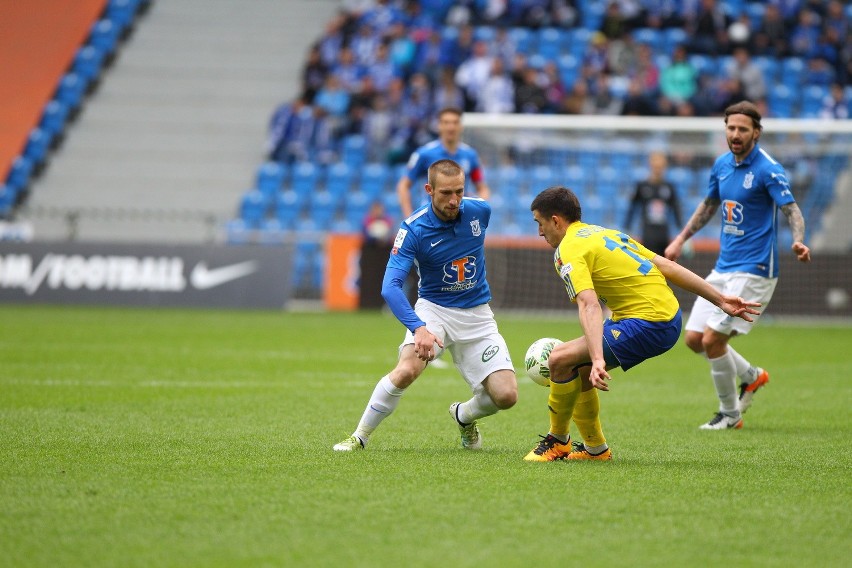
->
[266,0,851,166]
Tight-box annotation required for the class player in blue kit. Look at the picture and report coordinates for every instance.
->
[396,107,490,218]
[666,101,811,430]
[334,159,516,451]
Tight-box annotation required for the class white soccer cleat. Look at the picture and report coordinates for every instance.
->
[449,402,482,450]
[333,435,365,451]
[699,412,744,430]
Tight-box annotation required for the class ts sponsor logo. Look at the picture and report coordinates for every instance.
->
[441,256,477,291]
[0,254,257,295]
[722,200,745,236]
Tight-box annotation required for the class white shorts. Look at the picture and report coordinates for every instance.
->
[685,270,777,336]
[402,298,514,390]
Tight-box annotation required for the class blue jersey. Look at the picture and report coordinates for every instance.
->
[707,143,796,278]
[384,198,492,329]
[404,140,484,206]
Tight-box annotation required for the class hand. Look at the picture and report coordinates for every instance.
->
[664,238,682,261]
[792,242,811,263]
[413,326,443,361]
[589,360,611,391]
[719,295,762,322]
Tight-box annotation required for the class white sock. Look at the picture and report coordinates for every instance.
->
[456,388,499,424]
[584,443,608,454]
[353,375,405,444]
[709,351,739,416]
[727,346,758,384]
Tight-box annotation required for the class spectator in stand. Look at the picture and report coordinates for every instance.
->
[660,45,698,105]
[789,10,821,59]
[583,32,610,76]
[455,40,495,111]
[387,22,416,79]
[317,14,347,67]
[360,0,405,35]
[684,0,730,55]
[413,29,443,82]
[515,66,548,114]
[631,43,660,94]
[362,95,396,163]
[432,67,465,114]
[727,13,753,52]
[804,57,836,87]
[621,77,658,115]
[478,58,515,114]
[443,24,475,70]
[314,74,351,134]
[600,1,629,39]
[300,44,328,104]
[607,31,639,82]
[400,73,434,149]
[492,27,517,69]
[351,22,381,66]
[820,83,849,119]
[640,0,682,29]
[541,61,567,113]
[724,47,766,103]
[561,80,595,115]
[589,74,624,115]
[333,47,365,93]
[366,42,399,93]
[267,97,315,164]
[754,3,788,57]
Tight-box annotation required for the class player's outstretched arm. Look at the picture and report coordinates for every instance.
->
[651,255,761,321]
[781,203,811,262]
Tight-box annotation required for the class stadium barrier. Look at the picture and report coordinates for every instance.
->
[0,241,294,309]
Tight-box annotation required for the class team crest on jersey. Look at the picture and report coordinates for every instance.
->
[470,218,481,236]
[743,172,754,189]
[611,329,621,340]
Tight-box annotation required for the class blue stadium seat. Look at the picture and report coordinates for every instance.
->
[24,128,51,166]
[752,56,779,85]
[106,0,140,35]
[55,73,86,113]
[490,164,523,195]
[536,27,563,60]
[688,54,717,77]
[780,57,804,88]
[632,28,663,52]
[566,28,593,58]
[225,218,252,244]
[344,190,371,227]
[89,19,120,58]
[745,2,765,31]
[508,27,534,55]
[473,26,495,43]
[381,190,402,222]
[5,156,33,191]
[562,165,585,191]
[663,28,687,53]
[582,194,604,226]
[275,190,302,229]
[325,162,354,200]
[530,165,558,194]
[240,189,268,228]
[39,100,69,142]
[581,0,605,30]
[309,190,337,225]
[595,166,620,203]
[293,240,323,290]
[667,167,696,196]
[255,161,287,198]
[71,45,105,85]
[257,218,287,244]
[341,134,366,167]
[330,216,356,233]
[557,54,580,87]
[767,84,795,118]
[360,162,390,200]
[291,161,321,201]
[801,85,828,117]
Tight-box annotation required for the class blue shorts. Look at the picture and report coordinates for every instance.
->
[601,310,682,372]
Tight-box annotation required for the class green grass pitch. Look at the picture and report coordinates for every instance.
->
[1,305,850,567]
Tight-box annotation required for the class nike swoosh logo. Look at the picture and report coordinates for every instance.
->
[718,173,732,180]
[190,261,258,290]
[430,239,444,247]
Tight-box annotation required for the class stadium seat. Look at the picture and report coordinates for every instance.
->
[801,85,828,117]
[55,73,87,113]
[0,184,17,217]
[275,190,302,229]
[473,26,495,43]
[39,100,69,142]
[780,57,804,88]
[360,162,390,200]
[381,191,403,222]
[309,190,337,225]
[663,28,687,53]
[667,167,696,196]
[745,3,765,31]
[240,189,268,228]
[5,156,33,191]
[595,166,620,203]
[291,161,320,201]
[688,54,716,77]
[530,165,558,194]
[632,28,663,52]
[566,28,593,58]
[88,19,120,58]
[767,84,795,118]
[508,27,534,55]
[341,134,366,168]
[106,0,140,35]
[255,161,287,198]
[257,218,287,245]
[24,128,51,166]
[752,56,779,85]
[71,45,105,86]
[557,54,580,87]
[325,162,354,200]
[344,190,371,228]
[536,27,563,60]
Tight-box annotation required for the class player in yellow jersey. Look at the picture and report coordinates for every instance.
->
[523,187,760,462]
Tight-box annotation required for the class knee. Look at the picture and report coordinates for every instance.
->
[702,335,727,358]
[684,332,704,354]
[491,386,517,410]
[391,362,422,387]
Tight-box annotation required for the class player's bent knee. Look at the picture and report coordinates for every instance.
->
[684,332,704,353]
[492,388,517,409]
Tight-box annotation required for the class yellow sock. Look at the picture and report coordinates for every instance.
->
[548,379,581,438]
[572,387,606,448]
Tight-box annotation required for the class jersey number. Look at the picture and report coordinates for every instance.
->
[603,233,653,275]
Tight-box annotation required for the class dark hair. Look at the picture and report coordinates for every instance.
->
[427,159,464,187]
[530,186,582,223]
[724,100,762,131]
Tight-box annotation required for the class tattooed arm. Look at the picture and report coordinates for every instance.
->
[664,197,720,261]
[781,202,812,262]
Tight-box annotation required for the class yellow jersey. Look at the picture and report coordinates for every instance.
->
[554,222,679,322]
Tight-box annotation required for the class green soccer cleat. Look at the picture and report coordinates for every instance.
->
[449,402,482,450]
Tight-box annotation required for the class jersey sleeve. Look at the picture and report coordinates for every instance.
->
[706,161,721,200]
[763,163,796,206]
[469,150,484,183]
[386,224,417,273]
[555,243,593,302]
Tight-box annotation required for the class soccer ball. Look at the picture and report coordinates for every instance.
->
[524,338,561,387]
